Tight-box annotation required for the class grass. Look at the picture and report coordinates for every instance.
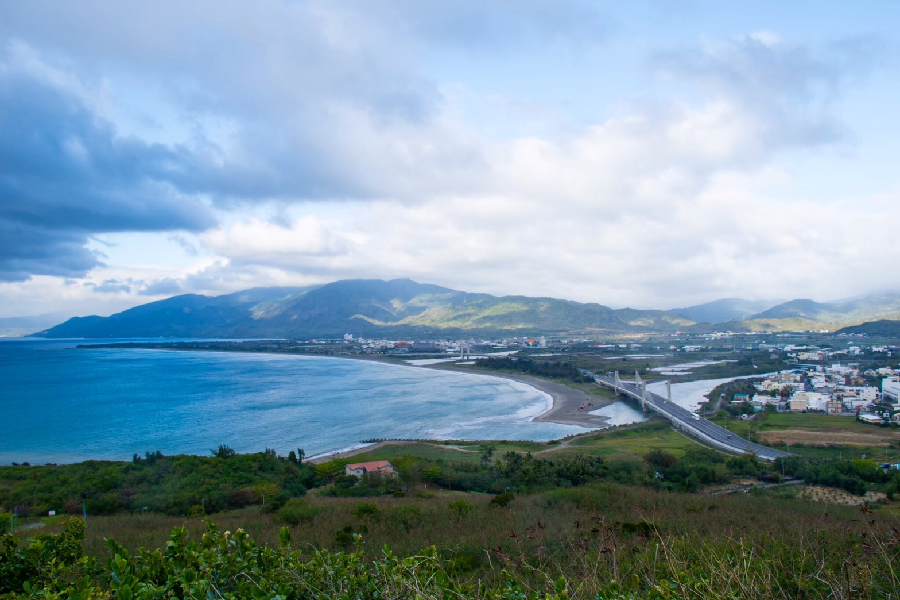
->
[346,420,705,466]
[348,440,554,465]
[708,411,900,460]
[558,420,704,460]
[350,443,483,464]
[12,482,900,599]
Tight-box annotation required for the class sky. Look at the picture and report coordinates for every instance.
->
[1,1,899,319]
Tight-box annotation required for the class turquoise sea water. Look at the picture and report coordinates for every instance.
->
[0,339,591,464]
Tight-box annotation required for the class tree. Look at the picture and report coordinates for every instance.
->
[479,444,495,465]
[422,466,441,483]
[644,449,677,469]
[297,448,306,464]
[211,445,236,459]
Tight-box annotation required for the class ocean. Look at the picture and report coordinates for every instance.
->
[0,339,590,464]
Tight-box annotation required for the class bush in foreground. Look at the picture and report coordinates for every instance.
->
[3,510,900,599]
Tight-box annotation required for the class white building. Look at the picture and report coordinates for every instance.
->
[790,391,830,412]
[840,386,878,402]
[882,378,900,404]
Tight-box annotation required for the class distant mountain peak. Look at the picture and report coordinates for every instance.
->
[673,298,783,324]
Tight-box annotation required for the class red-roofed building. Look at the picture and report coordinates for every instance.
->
[345,460,398,478]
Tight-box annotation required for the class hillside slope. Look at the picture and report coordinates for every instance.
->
[733,294,900,331]
[34,279,694,338]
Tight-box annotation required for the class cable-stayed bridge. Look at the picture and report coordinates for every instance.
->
[591,370,791,462]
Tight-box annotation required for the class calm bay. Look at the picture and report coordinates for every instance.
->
[0,339,588,464]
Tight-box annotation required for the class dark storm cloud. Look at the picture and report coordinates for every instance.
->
[0,73,214,230]
[0,220,101,282]
[0,58,217,281]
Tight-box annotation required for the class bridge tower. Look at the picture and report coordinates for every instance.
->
[666,381,672,404]
[635,370,648,412]
[613,371,620,395]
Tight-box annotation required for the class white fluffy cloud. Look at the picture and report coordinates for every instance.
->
[1,1,898,318]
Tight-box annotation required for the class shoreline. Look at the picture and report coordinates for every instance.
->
[415,362,614,428]
[66,342,618,462]
[306,363,617,464]
[75,340,617,429]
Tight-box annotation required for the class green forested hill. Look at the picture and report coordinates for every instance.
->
[34,278,693,338]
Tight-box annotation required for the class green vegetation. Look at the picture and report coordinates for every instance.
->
[474,357,593,383]
[39,278,696,340]
[5,414,900,598]
[4,484,900,599]
[560,421,700,461]
[0,450,317,517]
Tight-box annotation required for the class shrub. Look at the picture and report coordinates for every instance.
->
[448,500,473,518]
[446,549,482,574]
[334,525,356,547]
[277,498,318,526]
[352,503,379,519]
[489,492,515,508]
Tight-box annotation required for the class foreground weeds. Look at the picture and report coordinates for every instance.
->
[3,484,900,599]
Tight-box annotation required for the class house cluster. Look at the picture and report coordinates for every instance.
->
[784,343,897,361]
[739,365,900,423]
[336,335,567,355]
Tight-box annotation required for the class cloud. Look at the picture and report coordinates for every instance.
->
[178,32,894,309]
[0,1,894,312]
[92,279,132,294]
[0,45,216,281]
[651,33,881,154]
[0,2,478,203]
[138,277,182,296]
[203,217,349,262]
[167,235,198,256]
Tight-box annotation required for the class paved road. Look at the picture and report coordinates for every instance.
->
[592,372,791,462]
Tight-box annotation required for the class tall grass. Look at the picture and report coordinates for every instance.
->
[18,483,896,598]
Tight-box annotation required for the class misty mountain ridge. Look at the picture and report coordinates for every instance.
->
[30,280,900,338]
[672,298,784,324]
[733,293,900,331]
[34,279,692,339]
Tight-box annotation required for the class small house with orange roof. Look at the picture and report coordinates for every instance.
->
[345,460,398,478]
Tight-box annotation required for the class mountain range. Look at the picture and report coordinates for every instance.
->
[30,279,900,338]
[671,298,784,324]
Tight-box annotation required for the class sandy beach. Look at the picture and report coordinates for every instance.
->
[415,362,613,428]
[306,363,615,463]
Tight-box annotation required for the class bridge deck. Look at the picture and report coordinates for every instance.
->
[593,373,790,461]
